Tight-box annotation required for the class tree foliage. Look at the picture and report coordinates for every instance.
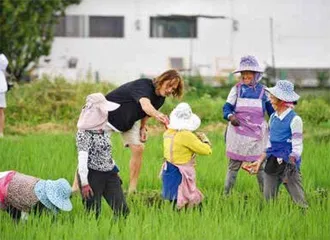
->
[0,0,81,80]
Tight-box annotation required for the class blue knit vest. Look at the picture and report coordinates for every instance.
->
[266,110,301,169]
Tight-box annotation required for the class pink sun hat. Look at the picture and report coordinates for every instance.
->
[77,93,120,130]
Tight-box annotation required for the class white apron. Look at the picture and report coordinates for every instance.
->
[226,85,268,161]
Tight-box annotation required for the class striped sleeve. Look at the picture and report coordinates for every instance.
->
[290,115,303,159]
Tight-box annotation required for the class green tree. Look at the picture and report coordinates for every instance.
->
[0,0,81,80]
[317,71,330,87]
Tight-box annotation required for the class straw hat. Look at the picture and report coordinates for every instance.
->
[167,103,201,131]
[266,80,300,102]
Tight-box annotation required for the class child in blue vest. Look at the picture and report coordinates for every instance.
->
[223,55,274,194]
[250,80,307,207]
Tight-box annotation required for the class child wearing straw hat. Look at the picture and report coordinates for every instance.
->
[0,171,72,222]
[75,93,129,219]
[160,103,212,209]
[249,80,307,207]
[223,55,275,195]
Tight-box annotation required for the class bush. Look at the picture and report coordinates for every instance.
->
[144,93,226,127]
[186,76,220,97]
[5,76,330,131]
[296,98,330,124]
[6,77,116,127]
[185,75,235,98]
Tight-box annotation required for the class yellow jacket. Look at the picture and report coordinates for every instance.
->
[163,129,212,165]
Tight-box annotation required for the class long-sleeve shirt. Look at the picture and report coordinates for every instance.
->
[163,129,212,165]
[223,83,274,120]
[76,130,116,186]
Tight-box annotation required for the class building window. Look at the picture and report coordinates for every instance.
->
[150,16,197,38]
[89,16,124,37]
[54,15,85,37]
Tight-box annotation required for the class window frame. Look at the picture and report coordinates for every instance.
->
[149,16,197,38]
[89,16,125,38]
[54,15,86,38]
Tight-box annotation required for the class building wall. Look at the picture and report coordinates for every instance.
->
[43,0,330,84]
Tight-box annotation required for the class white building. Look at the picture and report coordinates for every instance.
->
[39,0,330,85]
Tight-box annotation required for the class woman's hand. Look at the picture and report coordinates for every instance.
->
[155,112,170,127]
[139,126,148,142]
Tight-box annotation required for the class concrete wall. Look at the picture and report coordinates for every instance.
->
[41,0,330,84]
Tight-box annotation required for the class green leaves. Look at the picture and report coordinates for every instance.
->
[0,0,81,80]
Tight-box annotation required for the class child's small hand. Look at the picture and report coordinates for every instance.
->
[82,184,94,199]
[195,132,212,146]
[229,115,240,126]
[241,162,254,173]
[289,156,296,165]
[248,160,263,174]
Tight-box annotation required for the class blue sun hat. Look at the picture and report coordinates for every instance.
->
[34,178,73,213]
[233,55,264,73]
[265,80,300,102]
[34,180,58,213]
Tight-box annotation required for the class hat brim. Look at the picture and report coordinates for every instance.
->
[266,87,300,102]
[34,180,59,213]
[168,113,201,131]
[233,67,264,74]
[45,180,73,212]
[104,101,120,112]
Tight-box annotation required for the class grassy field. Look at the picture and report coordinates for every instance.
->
[0,130,329,240]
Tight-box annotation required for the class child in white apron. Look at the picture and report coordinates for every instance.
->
[223,55,274,194]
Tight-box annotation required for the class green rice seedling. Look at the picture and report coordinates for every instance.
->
[0,132,329,239]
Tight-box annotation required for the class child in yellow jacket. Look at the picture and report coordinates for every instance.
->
[161,103,212,209]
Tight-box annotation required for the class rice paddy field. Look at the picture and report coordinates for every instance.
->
[1,128,329,240]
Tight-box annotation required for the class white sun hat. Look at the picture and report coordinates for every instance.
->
[167,102,201,131]
[265,80,300,102]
